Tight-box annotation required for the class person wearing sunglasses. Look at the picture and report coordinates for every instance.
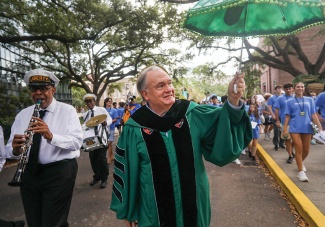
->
[5,68,83,227]
[83,94,111,189]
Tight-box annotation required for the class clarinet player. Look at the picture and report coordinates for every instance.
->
[5,68,83,227]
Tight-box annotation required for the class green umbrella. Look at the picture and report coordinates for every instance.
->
[183,0,325,81]
[184,0,325,37]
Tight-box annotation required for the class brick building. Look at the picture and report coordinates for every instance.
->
[259,25,325,94]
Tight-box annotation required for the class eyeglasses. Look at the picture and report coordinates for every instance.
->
[85,99,95,103]
[29,86,52,93]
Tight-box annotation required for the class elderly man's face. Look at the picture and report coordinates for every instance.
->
[142,69,175,114]
[85,99,96,110]
[30,85,56,109]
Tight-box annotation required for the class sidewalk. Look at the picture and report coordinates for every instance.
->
[257,137,325,227]
[1,130,300,227]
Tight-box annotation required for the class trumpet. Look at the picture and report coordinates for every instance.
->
[8,99,41,187]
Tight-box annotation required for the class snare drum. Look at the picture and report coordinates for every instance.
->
[81,124,109,152]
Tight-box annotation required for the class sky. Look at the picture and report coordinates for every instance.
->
[132,0,261,75]
[188,38,260,75]
[160,1,260,75]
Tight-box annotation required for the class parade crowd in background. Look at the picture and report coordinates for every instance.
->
[0,66,324,226]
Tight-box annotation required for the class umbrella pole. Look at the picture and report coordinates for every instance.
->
[234,36,244,94]
[234,2,248,93]
[237,1,248,74]
[237,36,244,73]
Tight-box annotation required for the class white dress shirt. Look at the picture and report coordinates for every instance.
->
[83,106,112,127]
[5,98,83,164]
[0,125,6,171]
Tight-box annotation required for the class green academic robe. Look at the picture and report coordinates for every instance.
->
[110,100,252,227]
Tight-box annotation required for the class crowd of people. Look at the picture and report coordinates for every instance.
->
[1,65,324,226]
[203,81,325,183]
[0,66,251,226]
[237,83,324,183]
[0,68,145,226]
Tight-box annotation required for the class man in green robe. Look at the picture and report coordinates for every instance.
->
[110,65,252,227]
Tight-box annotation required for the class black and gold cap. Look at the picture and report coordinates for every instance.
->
[83,93,97,101]
[24,68,60,87]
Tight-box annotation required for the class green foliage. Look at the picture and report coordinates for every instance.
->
[242,63,262,98]
[107,83,123,97]
[71,86,87,112]
[191,64,229,99]
[0,86,33,141]
[292,74,324,85]
[187,25,325,79]
[1,0,191,103]
[172,64,229,102]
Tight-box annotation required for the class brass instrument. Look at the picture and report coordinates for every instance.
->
[85,114,107,128]
[8,99,41,187]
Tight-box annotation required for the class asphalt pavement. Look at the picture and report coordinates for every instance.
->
[257,136,325,227]
[0,131,315,226]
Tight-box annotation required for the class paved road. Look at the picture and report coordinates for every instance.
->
[257,137,325,226]
[0,133,301,226]
[258,138,325,214]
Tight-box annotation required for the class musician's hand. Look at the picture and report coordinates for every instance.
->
[12,134,27,156]
[124,220,138,227]
[101,121,107,126]
[30,117,53,141]
[228,72,245,106]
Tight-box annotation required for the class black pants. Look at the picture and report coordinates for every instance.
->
[20,159,77,227]
[272,121,284,147]
[89,147,109,181]
[0,219,24,227]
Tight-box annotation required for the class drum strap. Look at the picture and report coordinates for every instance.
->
[84,111,90,121]
[91,110,99,135]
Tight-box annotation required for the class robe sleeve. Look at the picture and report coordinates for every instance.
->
[110,125,140,221]
[192,101,252,166]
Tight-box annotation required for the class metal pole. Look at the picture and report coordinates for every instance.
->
[234,2,248,93]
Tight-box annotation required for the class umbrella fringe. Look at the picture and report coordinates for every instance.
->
[182,21,325,39]
[186,0,324,17]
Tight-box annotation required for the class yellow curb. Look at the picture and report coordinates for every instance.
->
[257,143,325,227]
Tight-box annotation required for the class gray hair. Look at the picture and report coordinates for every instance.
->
[137,65,166,98]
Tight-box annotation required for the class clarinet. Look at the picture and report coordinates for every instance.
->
[8,99,41,187]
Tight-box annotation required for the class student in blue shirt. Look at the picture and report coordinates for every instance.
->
[115,102,125,134]
[209,95,220,107]
[268,86,285,150]
[104,98,119,165]
[283,82,322,182]
[247,104,262,161]
[315,86,325,130]
[274,83,295,164]
[128,97,141,115]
